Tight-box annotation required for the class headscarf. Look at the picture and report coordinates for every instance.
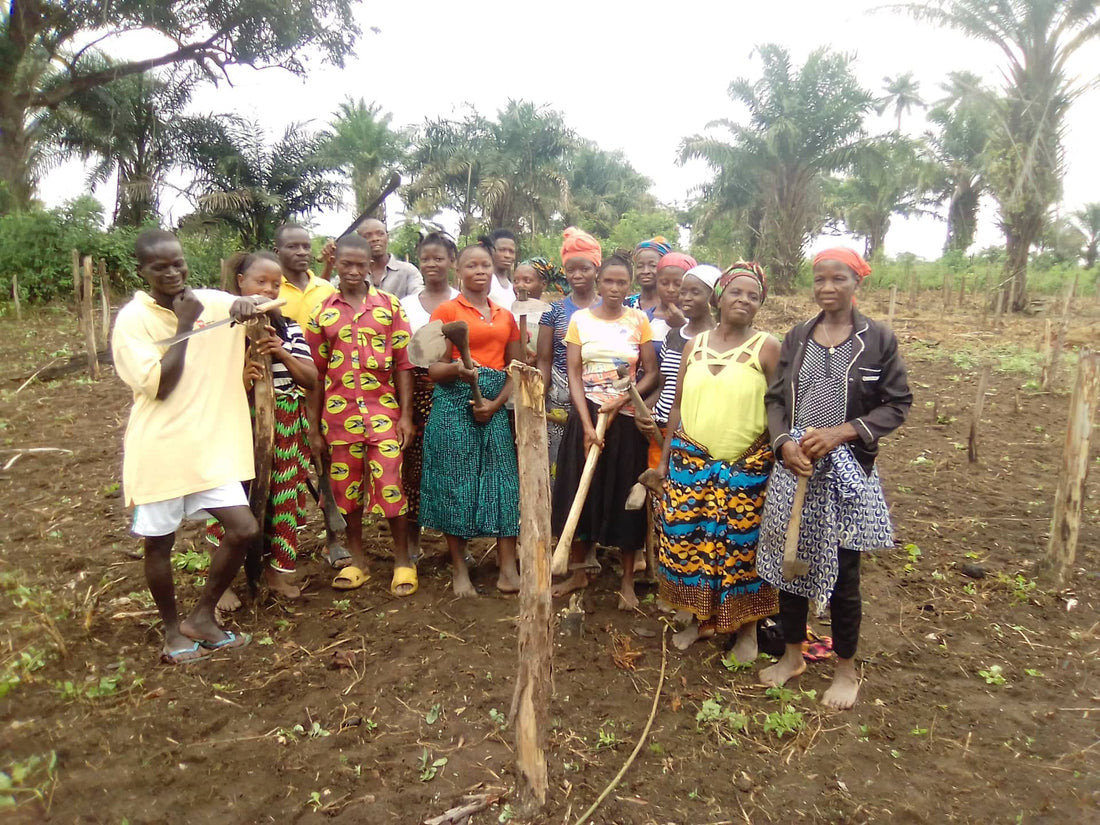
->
[683,264,721,293]
[519,256,566,293]
[561,226,602,268]
[634,236,673,257]
[812,247,871,280]
[715,261,768,304]
[657,251,697,272]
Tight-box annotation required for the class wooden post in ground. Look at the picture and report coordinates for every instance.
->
[887,285,898,328]
[994,289,1005,328]
[957,272,966,308]
[81,256,99,380]
[98,259,111,347]
[942,271,952,312]
[967,365,990,463]
[72,249,83,333]
[1045,350,1100,583]
[11,272,21,321]
[1040,319,1055,390]
[507,360,552,817]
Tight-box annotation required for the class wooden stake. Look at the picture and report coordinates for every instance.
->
[1040,319,1055,390]
[942,271,952,312]
[245,318,275,590]
[11,272,21,321]
[957,272,966,307]
[994,289,1005,328]
[967,365,990,463]
[887,285,898,328]
[72,249,83,333]
[507,360,552,817]
[98,259,111,347]
[81,256,99,380]
[1045,350,1100,583]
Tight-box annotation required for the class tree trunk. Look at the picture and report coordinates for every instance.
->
[1003,227,1032,312]
[0,107,35,209]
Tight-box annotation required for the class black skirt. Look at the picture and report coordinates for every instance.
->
[551,399,648,551]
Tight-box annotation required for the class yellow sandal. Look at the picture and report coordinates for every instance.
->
[390,566,418,597]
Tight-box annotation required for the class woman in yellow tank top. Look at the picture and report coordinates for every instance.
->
[656,262,782,657]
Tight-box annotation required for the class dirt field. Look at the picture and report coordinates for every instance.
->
[1,291,1099,825]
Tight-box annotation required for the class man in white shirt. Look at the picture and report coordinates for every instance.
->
[487,228,517,308]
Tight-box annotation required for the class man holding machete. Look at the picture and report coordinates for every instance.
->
[112,228,266,664]
[321,219,424,299]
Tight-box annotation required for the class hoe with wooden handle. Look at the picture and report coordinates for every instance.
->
[782,474,811,580]
[551,410,611,576]
[408,320,484,404]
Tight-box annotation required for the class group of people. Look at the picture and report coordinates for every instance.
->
[112,217,910,710]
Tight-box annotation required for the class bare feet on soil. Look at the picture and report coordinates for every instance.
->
[759,645,807,686]
[729,622,758,664]
[672,619,716,651]
[264,568,301,600]
[552,570,589,599]
[496,564,520,594]
[822,659,860,710]
[216,589,242,612]
[617,587,639,611]
[452,567,477,598]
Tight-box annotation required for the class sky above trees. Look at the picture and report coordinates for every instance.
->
[36,0,1100,259]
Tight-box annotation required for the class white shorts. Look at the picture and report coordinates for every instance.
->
[131,482,249,538]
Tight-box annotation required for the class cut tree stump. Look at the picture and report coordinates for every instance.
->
[81,256,99,380]
[98,258,111,348]
[1045,350,1100,584]
[507,360,552,817]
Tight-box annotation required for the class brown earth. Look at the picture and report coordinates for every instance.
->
[1,291,1098,825]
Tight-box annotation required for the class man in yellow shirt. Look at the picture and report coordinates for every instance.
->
[275,223,335,327]
[112,228,263,665]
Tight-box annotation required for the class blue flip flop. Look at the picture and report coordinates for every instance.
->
[198,631,251,652]
[161,641,213,665]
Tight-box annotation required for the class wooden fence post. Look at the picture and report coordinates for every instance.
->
[957,272,966,308]
[1045,350,1100,583]
[98,258,111,347]
[11,272,21,321]
[81,256,100,380]
[967,365,990,463]
[942,271,952,312]
[887,285,898,328]
[1040,319,1055,390]
[508,361,552,817]
[72,249,83,333]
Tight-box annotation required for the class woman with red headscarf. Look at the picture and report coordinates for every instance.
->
[755,248,911,710]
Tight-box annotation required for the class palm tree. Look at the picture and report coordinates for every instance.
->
[679,45,874,292]
[403,109,490,236]
[828,137,938,259]
[318,99,408,223]
[180,118,342,248]
[560,142,655,238]
[898,0,1100,310]
[51,70,199,226]
[878,72,926,131]
[1071,203,1100,268]
[924,72,996,252]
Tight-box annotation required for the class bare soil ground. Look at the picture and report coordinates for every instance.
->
[1,292,1099,825]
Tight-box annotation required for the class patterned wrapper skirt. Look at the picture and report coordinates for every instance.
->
[208,391,310,572]
[402,368,435,522]
[546,368,571,486]
[551,400,648,551]
[419,368,520,539]
[657,432,778,633]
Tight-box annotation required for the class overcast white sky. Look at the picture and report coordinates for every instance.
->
[38,0,1100,259]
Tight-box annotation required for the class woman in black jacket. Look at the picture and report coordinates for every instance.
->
[756,248,912,710]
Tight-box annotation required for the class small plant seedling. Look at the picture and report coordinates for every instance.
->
[332,598,351,612]
[173,548,210,574]
[595,721,621,750]
[857,724,871,741]
[762,707,804,738]
[963,582,978,596]
[911,727,929,736]
[890,749,901,759]
[425,703,441,725]
[418,749,447,782]
[695,695,749,743]
[978,665,1007,686]
[488,708,506,730]
[720,651,754,671]
[307,791,323,812]
[764,685,796,704]
[903,543,921,573]
[498,803,516,823]
[1024,668,1043,678]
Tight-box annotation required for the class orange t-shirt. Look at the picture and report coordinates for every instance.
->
[429,293,520,371]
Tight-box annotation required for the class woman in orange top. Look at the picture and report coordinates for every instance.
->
[420,239,523,597]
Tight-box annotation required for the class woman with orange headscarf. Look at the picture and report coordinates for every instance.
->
[755,248,911,710]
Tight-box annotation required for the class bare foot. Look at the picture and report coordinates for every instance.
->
[496,565,520,594]
[617,587,639,611]
[180,614,228,646]
[673,621,702,651]
[452,566,477,598]
[216,588,242,613]
[759,646,807,687]
[729,622,758,664]
[552,570,588,598]
[822,659,860,710]
[264,568,301,600]
[633,554,646,574]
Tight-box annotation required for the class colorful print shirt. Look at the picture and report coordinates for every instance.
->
[305,288,413,446]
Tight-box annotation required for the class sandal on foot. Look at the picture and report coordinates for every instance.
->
[199,631,251,652]
[332,566,369,591]
[161,641,212,665]
[390,566,418,597]
[325,541,353,570]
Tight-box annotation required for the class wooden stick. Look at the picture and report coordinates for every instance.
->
[573,626,668,825]
[942,271,952,312]
[967,365,990,463]
[11,271,21,321]
[246,318,275,590]
[887,285,897,328]
[72,249,82,327]
[81,256,100,380]
[958,271,966,307]
[1045,350,1100,584]
[551,411,610,575]
[781,475,810,580]
[98,259,111,347]
[507,361,552,817]
[1040,318,1056,391]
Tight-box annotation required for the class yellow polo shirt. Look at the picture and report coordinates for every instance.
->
[112,290,254,506]
[280,270,336,328]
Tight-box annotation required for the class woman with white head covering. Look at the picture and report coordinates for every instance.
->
[655,262,782,657]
